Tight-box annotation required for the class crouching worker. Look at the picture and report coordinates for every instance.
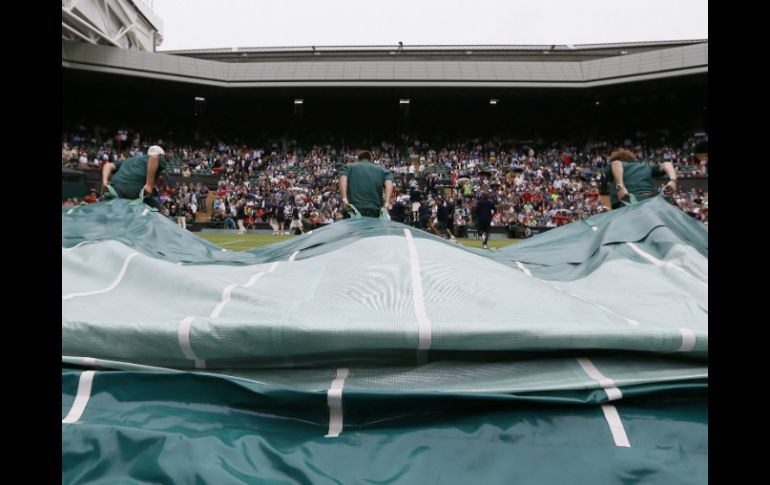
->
[102,145,167,209]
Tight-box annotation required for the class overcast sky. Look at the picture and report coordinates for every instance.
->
[152,0,707,51]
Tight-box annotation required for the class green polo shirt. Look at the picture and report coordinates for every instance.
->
[606,162,665,207]
[111,155,167,198]
[339,162,394,211]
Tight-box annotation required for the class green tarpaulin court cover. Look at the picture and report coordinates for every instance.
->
[62,196,707,484]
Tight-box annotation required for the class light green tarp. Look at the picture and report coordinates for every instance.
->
[62,196,707,484]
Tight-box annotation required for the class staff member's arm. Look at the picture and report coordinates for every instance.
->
[383,180,394,209]
[339,175,349,208]
[102,162,117,192]
[337,164,351,209]
[144,154,159,195]
[611,160,628,200]
[661,161,677,192]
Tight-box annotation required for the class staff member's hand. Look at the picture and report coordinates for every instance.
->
[617,186,629,201]
[341,197,350,209]
[665,180,677,192]
[101,183,111,193]
[143,183,154,197]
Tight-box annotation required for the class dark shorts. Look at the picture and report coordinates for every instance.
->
[359,208,381,218]
[111,184,161,209]
[437,220,447,230]
[477,221,491,233]
[343,208,381,219]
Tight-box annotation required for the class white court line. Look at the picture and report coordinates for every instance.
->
[288,251,300,261]
[216,239,245,246]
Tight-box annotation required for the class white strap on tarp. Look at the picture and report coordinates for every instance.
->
[403,229,432,357]
[242,272,266,289]
[577,357,623,401]
[182,265,282,368]
[177,316,206,369]
[600,404,631,447]
[242,262,279,288]
[585,300,640,326]
[626,242,707,288]
[576,358,631,448]
[678,328,697,352]
[210,284,237,318]
[62,240,100,252]
[519,261,641,326]
[515,261,532,277]
[62,252,139,300]
[325,368,350,438]
[62,370,95,424]
[288,251,300,262]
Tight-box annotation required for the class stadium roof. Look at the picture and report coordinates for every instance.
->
[62,39,707,88]
[160,40,707,63]
[62,0,163,52]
